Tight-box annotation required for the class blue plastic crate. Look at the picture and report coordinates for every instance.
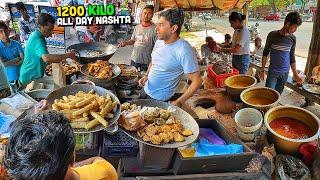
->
[102,129,139,157]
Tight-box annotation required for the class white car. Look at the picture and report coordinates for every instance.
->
[306,16,313,22]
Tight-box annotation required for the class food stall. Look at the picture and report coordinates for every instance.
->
[1,0,320,179]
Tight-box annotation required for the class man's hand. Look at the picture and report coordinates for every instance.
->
[66,50,76,60]
[171,100,183,107]
[293,74,303,85]
[259,70,265,81]
[118,41,127,48]
[139,75,148,86]
[34,100,48,114]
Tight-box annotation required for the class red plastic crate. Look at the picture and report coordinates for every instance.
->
[207,64,239,88]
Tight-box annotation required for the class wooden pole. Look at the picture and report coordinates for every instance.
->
[304,0,320,78]
[243,3,249,26]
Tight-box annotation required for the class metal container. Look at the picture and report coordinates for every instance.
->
[66,42,117,64]
[264,106,320,155]
[225,75,257,102]
[25,89,52,102]
[79,63,121,90]
[240,87,280,113]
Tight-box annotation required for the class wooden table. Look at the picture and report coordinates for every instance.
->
[285,76,320,105]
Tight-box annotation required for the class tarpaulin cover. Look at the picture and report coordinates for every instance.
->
[159,0,252,11]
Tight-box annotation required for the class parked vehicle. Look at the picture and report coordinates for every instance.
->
[264,13,280,21]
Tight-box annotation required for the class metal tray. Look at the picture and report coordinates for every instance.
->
[120,99,199,149]
[302,83,320,95]
[46,84,121,134]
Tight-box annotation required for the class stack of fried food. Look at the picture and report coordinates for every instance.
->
[87,60,114,79]
[45,63,78,76]
[118,64,137,76]
[52,90,118,131]
[119,103,193,145]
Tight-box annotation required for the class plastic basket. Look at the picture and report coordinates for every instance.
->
[207,64,239,87]
[102,129,139,157]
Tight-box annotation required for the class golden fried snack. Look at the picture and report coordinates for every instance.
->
[173,132,185,142]
[87,60,114,79]
[91,112,108,127]
[52,90,118,130]
[182,129,193,136]
[85,119,100,130]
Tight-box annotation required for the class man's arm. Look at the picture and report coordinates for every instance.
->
[289,37,302,83]
[42,52,75,63]
[138,62,152,86]
[172,72,202,107]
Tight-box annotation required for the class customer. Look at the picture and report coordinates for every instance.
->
[5,109,118,180]
[19,13,76,85]
[118,5,157,72]
[15,2,37,43]
[200,36,218,59]
[218,33,232,48]
[217,12,250,74]
[139,8,202,107]
[260,12,303,94]
[0,21,24,88]
[84,21,103,43]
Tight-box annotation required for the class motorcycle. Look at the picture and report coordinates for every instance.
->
[248,22,261,41]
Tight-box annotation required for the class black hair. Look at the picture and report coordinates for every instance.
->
[229,11,246,22]
[38,13,55,26]
[143,5,154,12]
[160,8,184,35]
[205,36,213,42]
[285,11,302,26]
[0,21,8,30]
[15,2,27,11]
[225,33,231,40]
[4,110,76,180]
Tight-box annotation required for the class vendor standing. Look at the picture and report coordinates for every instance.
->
[0,21,24,88]
[217,12,250,74]
[260,12,303,94]
[19,13,76,85]
[118,5,157,72]
[139,8,202,107]
[16,2,37,43]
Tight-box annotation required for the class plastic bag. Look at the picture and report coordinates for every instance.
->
[0,112,16,138]
[275,154,311,180]
[199,128,226,145]
[192,138,243,157]
[0,93,34,110]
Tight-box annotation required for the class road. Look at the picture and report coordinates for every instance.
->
[194,17,314,58]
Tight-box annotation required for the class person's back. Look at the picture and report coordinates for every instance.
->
[19,29,47,84]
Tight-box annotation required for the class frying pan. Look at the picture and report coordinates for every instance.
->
[120,99,200,148]
[66,42,117,64]
[79,63,121,86]
[46,84,121,134]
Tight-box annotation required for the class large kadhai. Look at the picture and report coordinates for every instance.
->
[46,84,121,133]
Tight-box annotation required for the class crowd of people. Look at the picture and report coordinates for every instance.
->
[0,1,319,179]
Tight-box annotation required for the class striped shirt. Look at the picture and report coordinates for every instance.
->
[263,30,296,73]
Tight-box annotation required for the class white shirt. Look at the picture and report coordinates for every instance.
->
[232,27,250,55]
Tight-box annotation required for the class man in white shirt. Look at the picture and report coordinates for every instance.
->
[16,2,37,43]
[139,8,202,107]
